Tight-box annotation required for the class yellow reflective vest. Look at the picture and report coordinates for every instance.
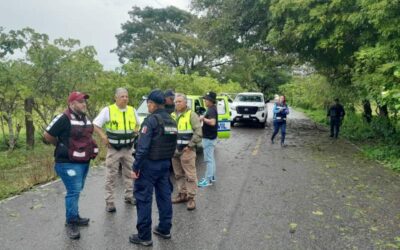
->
[105,104,137,147]
[171,109,193,148]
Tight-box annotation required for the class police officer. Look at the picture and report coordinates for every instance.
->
[327,98,345,138]
[271,95,289,147]
[164,89,175,114]
[129,89,177,246]
[93,87,140,212]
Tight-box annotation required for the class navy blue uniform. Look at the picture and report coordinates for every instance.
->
[327,103,345,138]
[132,108,176,241]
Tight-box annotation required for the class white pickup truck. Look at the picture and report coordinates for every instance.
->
[230,92,268,128]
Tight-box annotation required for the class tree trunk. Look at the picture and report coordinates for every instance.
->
[0,115,6,145]
[25,97,35,149]
[6,112,15,151]
[362,99,372,123]
[378,104,389,118]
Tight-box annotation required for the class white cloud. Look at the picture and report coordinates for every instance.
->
[0,0,190,69]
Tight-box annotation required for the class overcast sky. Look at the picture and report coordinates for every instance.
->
[0,0,190,70]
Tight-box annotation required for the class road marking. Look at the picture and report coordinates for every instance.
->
[252,136,262,156]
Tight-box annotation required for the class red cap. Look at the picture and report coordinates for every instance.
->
[68,92,89,103]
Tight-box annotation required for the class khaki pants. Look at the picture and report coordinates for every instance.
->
[105,147,134,203]
[172,149,197,199]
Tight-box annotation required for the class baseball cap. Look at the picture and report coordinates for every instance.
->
[68,91,89,103]
[147,89,165,105]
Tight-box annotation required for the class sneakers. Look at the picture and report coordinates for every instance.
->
[106,202,116,213]
[197,178,212,187]
[124,197,136,205]
[271,138,274,144]
[65,223,80,239]
[129,234,153,246]
[153,226,171,239]
[187,198,196,210]
[172,193,188,204]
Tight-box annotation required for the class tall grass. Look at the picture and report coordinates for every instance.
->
[0,134,107,200]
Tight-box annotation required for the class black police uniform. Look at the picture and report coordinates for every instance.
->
[327,102,345,138]
[132,107,177,241]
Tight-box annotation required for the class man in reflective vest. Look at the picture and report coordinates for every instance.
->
[93,88,140,212]
[171,93,202,210]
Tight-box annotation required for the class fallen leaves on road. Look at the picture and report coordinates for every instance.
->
[312,210,324,216]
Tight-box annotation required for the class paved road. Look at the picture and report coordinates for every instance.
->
[1,105,400,249]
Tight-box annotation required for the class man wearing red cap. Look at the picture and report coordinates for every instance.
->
[44,91,98,240]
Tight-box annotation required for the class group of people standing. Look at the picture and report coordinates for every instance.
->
[44,87,219,246]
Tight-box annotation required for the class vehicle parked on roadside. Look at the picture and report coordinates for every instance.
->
[230,92,268,128]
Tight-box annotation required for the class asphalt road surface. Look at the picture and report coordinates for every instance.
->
[1,104,399,250]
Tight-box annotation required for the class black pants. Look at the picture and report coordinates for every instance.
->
[330,118,341,138]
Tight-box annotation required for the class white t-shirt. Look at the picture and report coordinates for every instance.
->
[93,106,140,128]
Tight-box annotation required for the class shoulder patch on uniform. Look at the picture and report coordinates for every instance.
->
[141,126,148,134]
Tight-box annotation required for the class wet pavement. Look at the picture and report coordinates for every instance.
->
[1,104,400,250]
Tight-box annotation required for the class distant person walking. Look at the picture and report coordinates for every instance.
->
[271,95,289,147]
[327,98,345,138]
[171,93,202,210]
[44,92,98,239]
[198,91,218,187]
[93,87,140,213]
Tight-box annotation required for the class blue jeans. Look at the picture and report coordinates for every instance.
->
[271,120,286,144]
[134,159,172,241]
[202,138,217,180]
[55,162,89,223]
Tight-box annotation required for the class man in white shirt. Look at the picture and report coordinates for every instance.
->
[93,88,140,212]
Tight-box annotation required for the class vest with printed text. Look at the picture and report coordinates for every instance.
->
[105,104,138,148]
[64,108,99,162]
[171,109,193,150]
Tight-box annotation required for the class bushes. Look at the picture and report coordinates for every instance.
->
[280,74,400,172]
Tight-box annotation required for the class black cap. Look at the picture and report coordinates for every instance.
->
[147,89,165,104]
[164,89,175,98]
[203,91,217,103]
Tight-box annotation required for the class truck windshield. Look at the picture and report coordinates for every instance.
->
[235,95,263,102]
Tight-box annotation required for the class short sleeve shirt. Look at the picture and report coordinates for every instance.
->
[92,106,140,128]
[202,105,218,139]
[46,114,72,163]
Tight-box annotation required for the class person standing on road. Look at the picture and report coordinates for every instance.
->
[164,89,175,114]
[198,91,218,187]
[327,98,345,138]
[44,92,99,240]
[171,93,202,210]
[271,95,289,147]
[93,88,140,213]
[129,89,177,247]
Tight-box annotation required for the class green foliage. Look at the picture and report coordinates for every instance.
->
[362,144,400,172]
[219,48,292,97]
[114,6,213,74]
[279,74,335,110]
